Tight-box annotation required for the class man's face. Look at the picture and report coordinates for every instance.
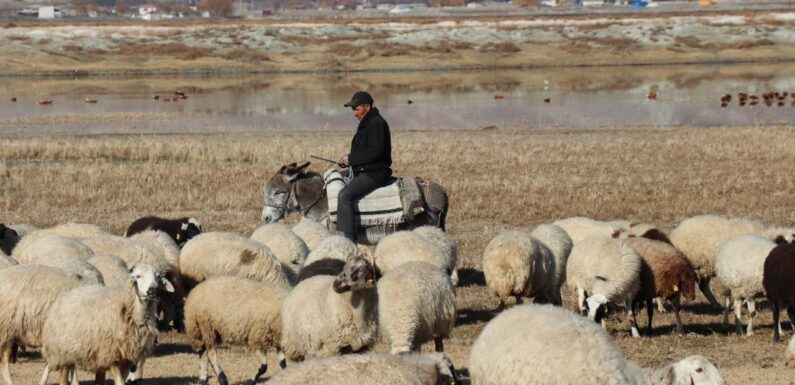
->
[352,104,371,121]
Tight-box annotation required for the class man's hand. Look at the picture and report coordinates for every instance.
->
[338,154,350,168]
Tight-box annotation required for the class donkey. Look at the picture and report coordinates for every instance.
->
[261,162,448,245]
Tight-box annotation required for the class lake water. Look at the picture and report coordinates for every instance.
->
[1,63,794,136]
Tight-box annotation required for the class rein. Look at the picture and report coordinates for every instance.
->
[267,174,326,217]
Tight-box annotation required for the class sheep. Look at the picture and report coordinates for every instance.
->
[23,223,110,241]
[412,226,460,284]
[125,216,203,247]
[714,234,777,336]
[251,223,309,280]
[0,224,20,256]
[81,234,185,331]
[787,334,795,368]
[267,352,459,385]
[625,237,697,336]
[33,254,104,285]
[304,235,359,266]
[281,256,378,361]
[468,304,725,385]
[88,255,130,288]
[180,232,291,291]
[129,230,181,271]
[763,241,795,342]
[40,263,174,385]
[565,235,642,337]
[529,223,573,293]
[12,235,94,264]
[670,214,765,308]
[0,265,92,385]
[553,216,624,244]
[482,230,559,308]
[291,218,331,251]
[184,276,290,385]
[374,231,457,284]
[378,261,456,354]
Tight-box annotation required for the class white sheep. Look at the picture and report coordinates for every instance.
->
[468,304,725,385]
[715,234,776,336]
[12,235,94,263]
[281,256,378,361]
[184,276,289,385]
[566,235,642,337]
[129,230,181,271]
[251,223,309,280]
[179,232,291,291]
[34,254,104,284]
[787,334,795,369]
[40,262,173,385]
[291,219,331,251]
[303,235,359,265]
[14,223,110,249]
[378,261,456,354]
[670,214,765,308]
[482,230,559,307]
[0,265,92,385]
[267,352,458,385]
[412,226,459,284]
[374,231,456,284]
[553,216,624,244]
[87,255,130,288]
[529,223,573,294]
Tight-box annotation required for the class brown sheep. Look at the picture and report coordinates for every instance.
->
[763,241,795,342]
[626,237,697,336]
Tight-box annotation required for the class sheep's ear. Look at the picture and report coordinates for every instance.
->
[160,277,175,293]
[611,230,621,238]
[775,235,787,244]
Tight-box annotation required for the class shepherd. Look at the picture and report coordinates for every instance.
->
[336,91,393,242]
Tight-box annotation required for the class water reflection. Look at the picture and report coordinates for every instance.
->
[1,63,794,136]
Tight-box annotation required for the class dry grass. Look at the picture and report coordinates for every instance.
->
[2,126,795,384]
[114,42,216,61]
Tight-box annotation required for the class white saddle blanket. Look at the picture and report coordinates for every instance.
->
[324,169,405,226]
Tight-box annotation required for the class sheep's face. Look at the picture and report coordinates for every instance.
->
[661,355,725,385]
[0,223,19,255]
[176,219,202,246]
[262,162,310,224]
[333,256,376,293]
[128,263,175,301]
[583,294,609,323]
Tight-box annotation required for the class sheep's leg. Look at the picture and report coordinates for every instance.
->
[94,370,105,385]
[57,369,69,385]
[721,297,732,332]
[1,343,13,385]
[109,365,125,385]
[434,337,444,352]
[246,349,268,385]
[733,299,744,336]
[626,299,640,338]
[208,348,228,385]
[772,302,782,342]
[655,297,667,313]
[277,349,287,369]
[37,364,50,385]
[645,299,654,336]
[197,348,210,385]
[577,287,586,312]
[671,295,684,337]
[69,367,78,385]
[698,277,722,309]
[746,299,757,336]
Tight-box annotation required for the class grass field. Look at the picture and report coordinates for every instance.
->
[2,126,795,384]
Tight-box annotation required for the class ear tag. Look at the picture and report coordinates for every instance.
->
[127,280,134,289]
[176,234,181,241]
[672,285,679,292]
[366,279,375,288]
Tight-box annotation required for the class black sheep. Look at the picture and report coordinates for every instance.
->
[125,216,202,247]
[763,241,795,342]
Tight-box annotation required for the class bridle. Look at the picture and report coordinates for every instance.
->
[265,174,326,217]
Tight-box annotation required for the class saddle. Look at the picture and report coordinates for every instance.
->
[324,169,426,227]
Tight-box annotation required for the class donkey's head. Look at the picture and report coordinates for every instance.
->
[262,162,311,224]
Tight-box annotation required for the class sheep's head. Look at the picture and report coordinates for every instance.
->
[655,355,725,385]
[176,218,203,246]
[0,223,19,256]
[128,263,174,301]
[333,255,376,293]
[262,162,310,224]
[427,352,460,385]
[582,293,610,323]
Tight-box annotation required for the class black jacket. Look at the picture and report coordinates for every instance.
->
[348,107,392,184]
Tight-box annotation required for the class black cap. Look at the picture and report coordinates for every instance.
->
[343,91,374,108]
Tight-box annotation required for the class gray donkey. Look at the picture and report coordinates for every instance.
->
[261,162,448,245]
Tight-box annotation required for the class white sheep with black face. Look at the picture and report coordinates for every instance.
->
[469,304,726,385]
[40,263,174,385]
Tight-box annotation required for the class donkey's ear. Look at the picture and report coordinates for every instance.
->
[297,161,311,171]
[279,165,287,173]
[288,162,298,168]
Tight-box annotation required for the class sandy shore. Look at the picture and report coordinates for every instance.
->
[2,9,795,75]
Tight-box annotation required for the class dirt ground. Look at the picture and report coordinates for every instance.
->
[2,126,795,384]
[2,9,795,75]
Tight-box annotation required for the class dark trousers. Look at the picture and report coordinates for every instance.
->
[337,173,381,242]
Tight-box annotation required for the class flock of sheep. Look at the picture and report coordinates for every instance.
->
[0,212,792,385]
